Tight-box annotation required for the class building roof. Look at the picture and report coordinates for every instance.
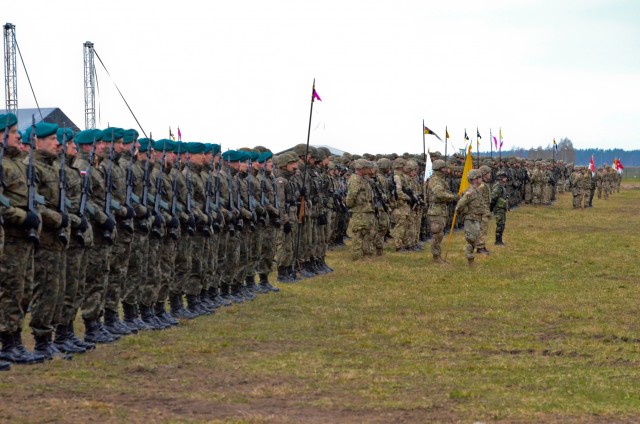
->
[0,107,81,134]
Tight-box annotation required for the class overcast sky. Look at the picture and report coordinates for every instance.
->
[5,0,640,155]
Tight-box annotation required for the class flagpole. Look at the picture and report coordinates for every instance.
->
[444,126,448,164]
[294,78,317,272]
[499,127,502,166]
[422,119,426,180]
[490,129,493,159]
[476,127,480,169]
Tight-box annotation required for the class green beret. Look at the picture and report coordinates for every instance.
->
[186,142,206,154]
[245,151,260,162]
[204,143,221,155]
[221,149,246,162]
[123,129,139,144]
[0,113,18,129]
[102,127,124,142]
[29,122,58,139]
[257,151,273,163]
[138,138,152,153]
[75,129,103,145]
[154,139,175,152]
[56,128,74,145]
[174,141,187,154]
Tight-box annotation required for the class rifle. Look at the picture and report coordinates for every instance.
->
[170,145,185,237]
[225,155,240,234]
[246,160,257,231]
[26,115,40,245]
[215,153,230,234]
[152,141,170,239]
[0,116,12,210]
[75,136,97,244]
[184,152,196,235]
[236,172,248,231]
[388,171,398,201]
[57,127,70,246]
[103,131,117,244]
[138,137,151,233]
[270,172,281,228]
[204,152,221,234]
[122,137,137,234]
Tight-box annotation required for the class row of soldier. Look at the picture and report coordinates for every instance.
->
[0,114,347,370]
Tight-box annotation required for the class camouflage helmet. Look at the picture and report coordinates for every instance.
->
[393,158,406,169]
[318,146,332,157]
[496,170,509,179]
[292,143,308,157]
[479,165,492,175]
[353,158,368,170]
[432,159,446,171]
[377,157,391,169]
[467,169,482,181]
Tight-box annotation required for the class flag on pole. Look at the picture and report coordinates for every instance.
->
[458,145,474,195]
[553,138,557,150]
[423,126,442,141]
[169,126,175,141]
[476,128,481,139]
[589,155,596,176]
[424,149,433,182]
[177,126,182,142]
[446,129,450,139]
[464,129,469,141]
[499,128,504,150]
[312,88,322,102]
[493,136,498,149]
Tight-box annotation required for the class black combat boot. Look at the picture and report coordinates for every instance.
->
[240,284,256,300]
[33,334,53,360]
[311,259,326,275]
[14,331,46,363]
[185,294,210,316]
[210,287,232,307]
[320,257,333,273]
[104,309,132,336]
[246,275,267,294]
[155,302,179,326]
[53,324,86,354]
[122,302,144,332]
[198,290,217,311]
[0,360,9,371]
[0,332,43,364]
[288,266,301,282]
[68,322,95,351]
[219,283,237,304]
[259,273,280,292]
[140,304,165,329]
[298,263,314,279]
[84,320,116,344]
[229,285,245,303]
[477,247,490,255]
[169,294,196,320]
[277,267,291,283]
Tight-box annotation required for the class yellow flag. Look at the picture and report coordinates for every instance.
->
[446,129,450,139]
[458,145,474,195]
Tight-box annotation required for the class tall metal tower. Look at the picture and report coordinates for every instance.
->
[83,41,96,129]
[4,23,18,114]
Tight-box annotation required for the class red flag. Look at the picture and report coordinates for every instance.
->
[589,155,596,175]
[177,126,182,142]
[617,159,624,170]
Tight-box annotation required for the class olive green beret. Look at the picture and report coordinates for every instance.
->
[0,113,18,129]
[75,129,103,145]
[123,129,139,144]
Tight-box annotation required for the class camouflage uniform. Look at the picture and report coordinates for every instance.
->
[426,161,457,262]
[345,160,375,260]
[455,169,484,264]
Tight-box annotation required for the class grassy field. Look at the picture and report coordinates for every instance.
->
[2,183,640,423]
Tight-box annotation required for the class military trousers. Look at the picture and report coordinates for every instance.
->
[29,233,64,337]
[463,219,481,259]
[0,233,33,333]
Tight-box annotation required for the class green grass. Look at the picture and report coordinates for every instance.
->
[2,184,640,423]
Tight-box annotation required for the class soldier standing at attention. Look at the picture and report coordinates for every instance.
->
[476,165,493,255]
[426,160,458,263]
[454,169,484,266]
[345,159,375,261]
[0,113,45,365]
[491,170,510,246]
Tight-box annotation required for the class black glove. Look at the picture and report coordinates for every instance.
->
[102,217,116,232]
[169,216,180,229]
[125,205,135,219]
[318,214,327,225]
[187,214,196,229]
[143,208,152,219]
[153,213,164,228]
[79,217,89,232]
[23,211,41,230]
[405,187,414,197]
[272,218,281,229]
[60,213,69,229]
[299,186,306,197]
[283,221,292,234]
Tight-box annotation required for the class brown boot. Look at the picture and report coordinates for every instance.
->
[467,257,475,267]
[477,247,490,255]
[433,255,445,264]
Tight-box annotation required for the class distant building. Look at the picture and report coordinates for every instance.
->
[0,107,81,134]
